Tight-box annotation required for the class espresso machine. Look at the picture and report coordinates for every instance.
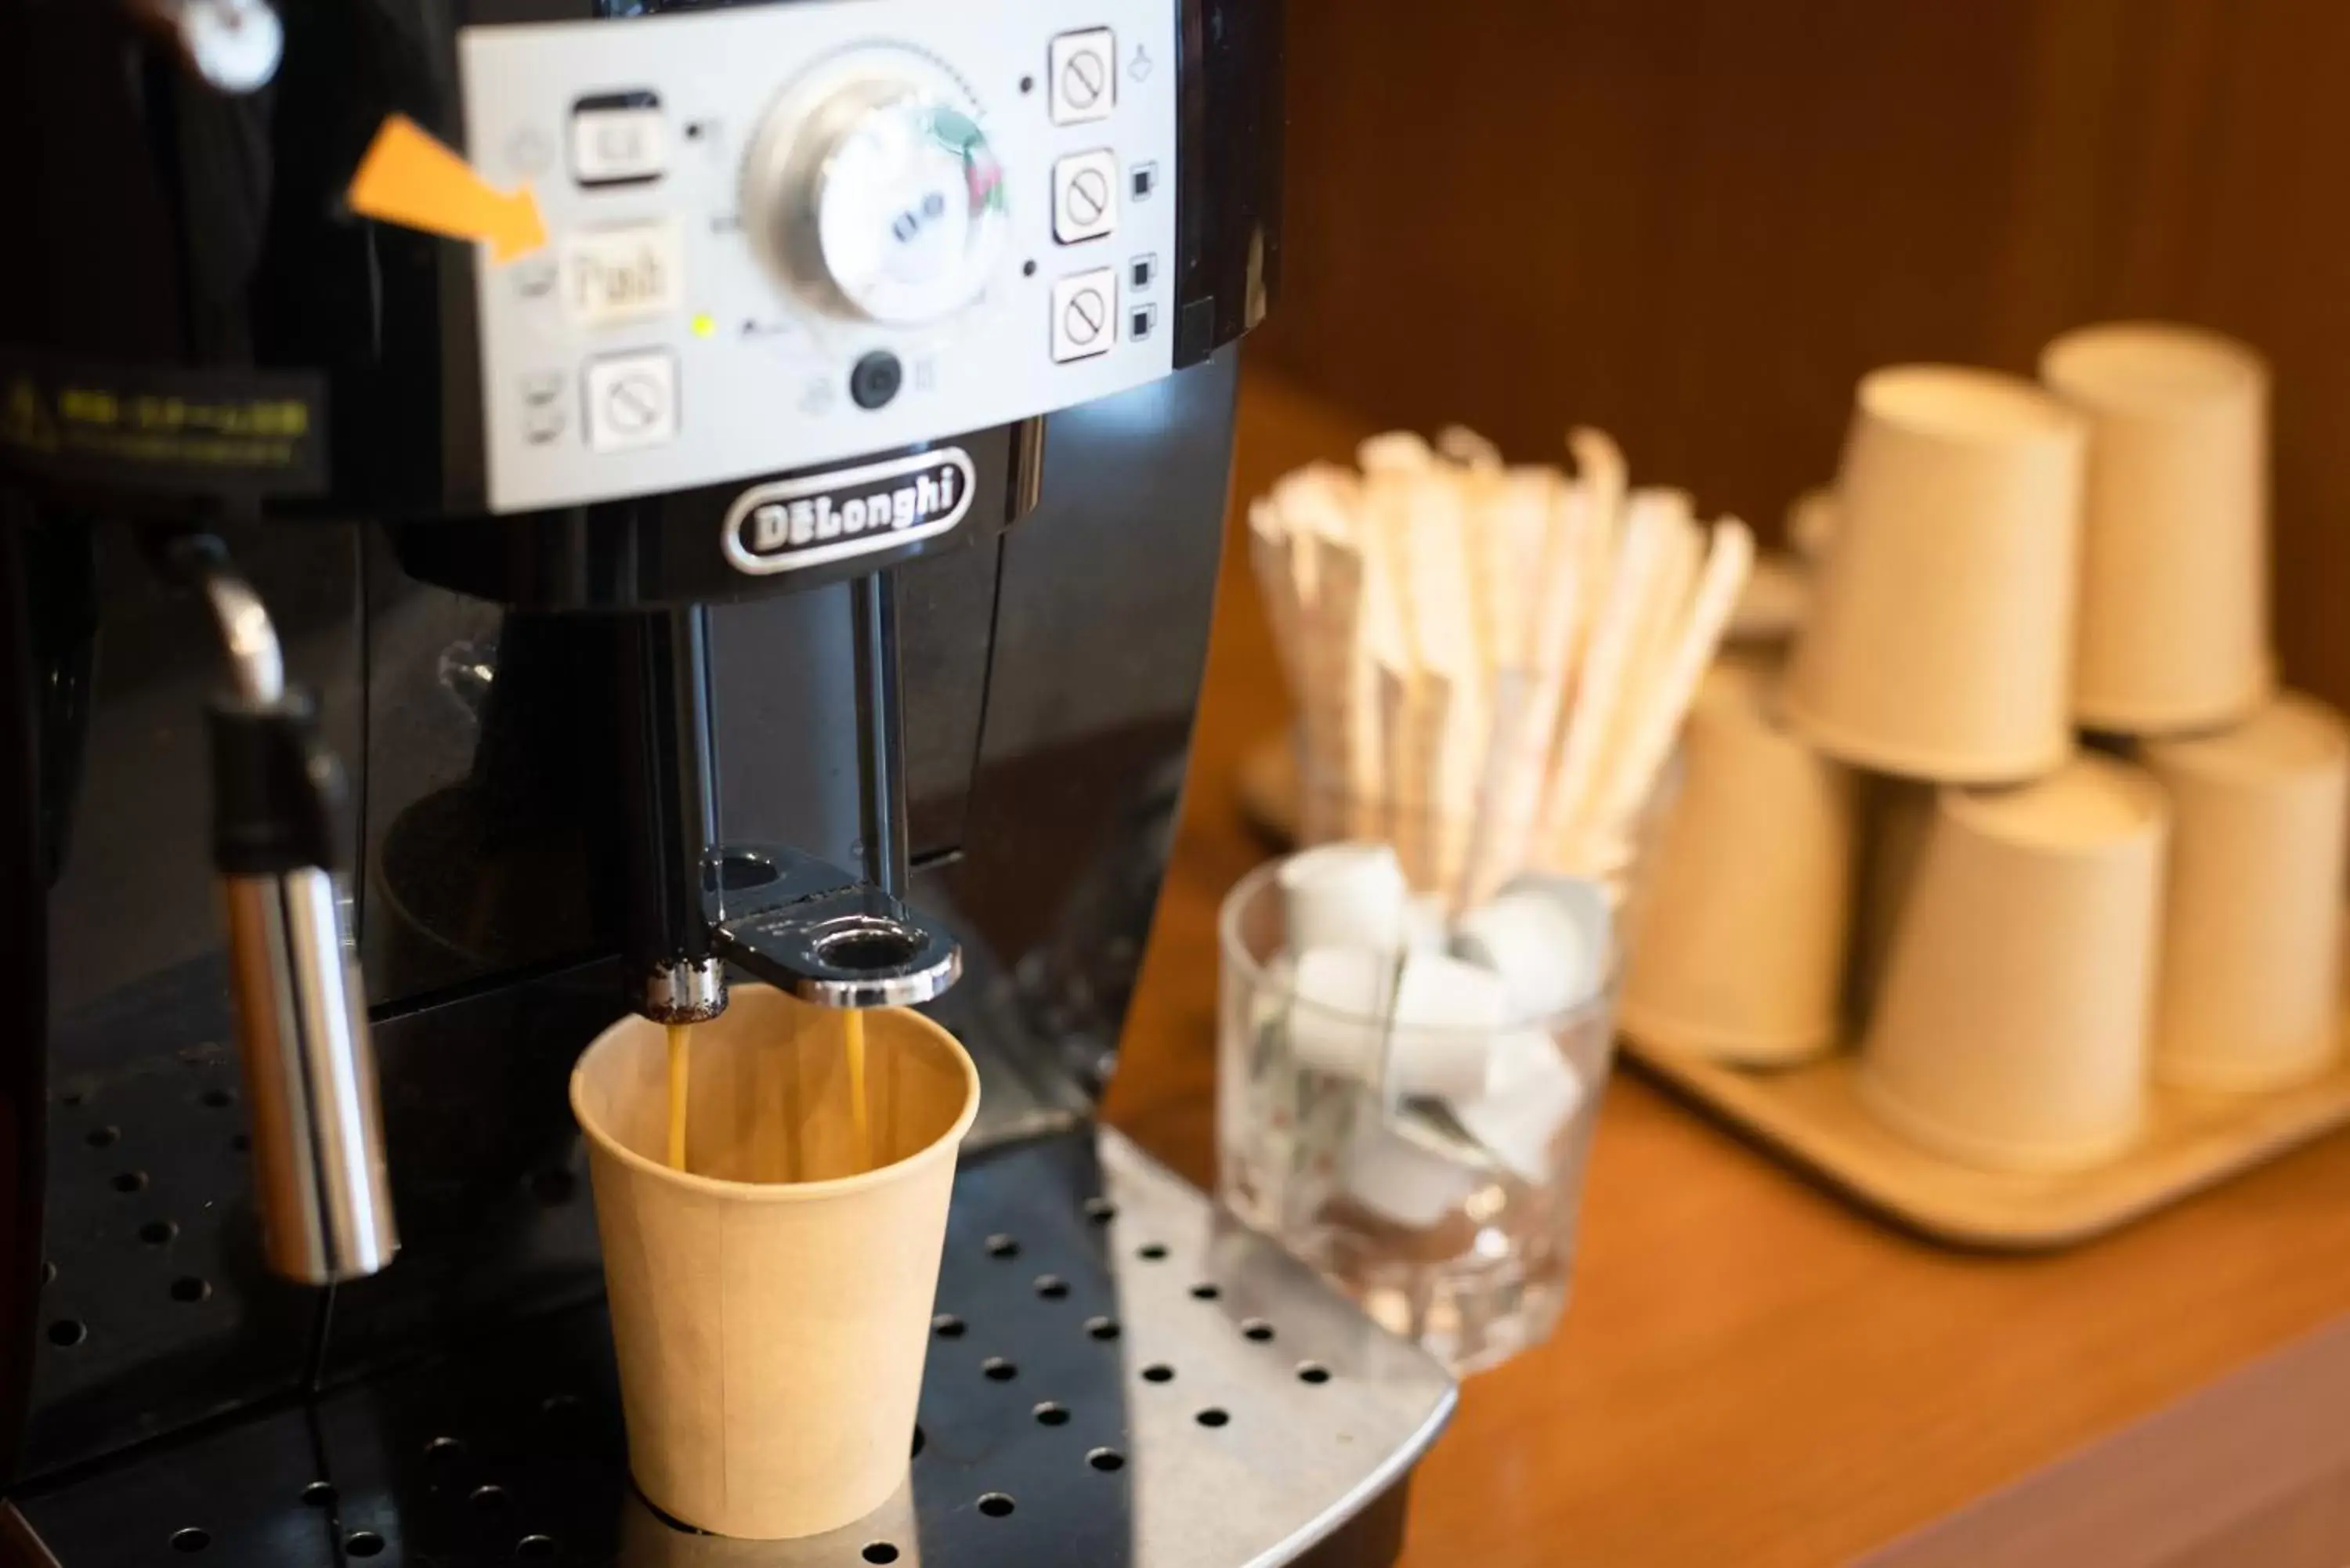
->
[0,0,1452,1561]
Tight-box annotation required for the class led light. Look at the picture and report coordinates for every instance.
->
[690,313,716,338]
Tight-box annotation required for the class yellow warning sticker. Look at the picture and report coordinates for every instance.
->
[0,354,327,496]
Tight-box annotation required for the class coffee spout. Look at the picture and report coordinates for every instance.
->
[707,845,960,1009]
[616,592,960,1022]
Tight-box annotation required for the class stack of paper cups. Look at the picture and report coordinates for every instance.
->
[2041,323,2273,735]
[2140,693,2349,1091]
[1784,366,2086,782]
[1860,756,2168,1172]
[571,988,980,1539]
[1846,778,1940,1028]
[1727,555,1811,648]
[1621,661,1858,1065]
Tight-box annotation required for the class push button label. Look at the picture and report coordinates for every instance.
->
[562,222,680,327]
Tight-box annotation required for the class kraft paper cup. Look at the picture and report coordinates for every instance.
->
[572,986,980,1539]
[1783,366,2086,783]
[2141,692,2348,1091]
[1786,486,1838,565]
[1726,551,1811,648]
[1860,754,2168,1172]
[620,1483,922,1566]
[1622,661,1858,1065]
[2041,323,2273,734]
[1846,775,1940,1031]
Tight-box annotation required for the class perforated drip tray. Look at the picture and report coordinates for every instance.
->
[12,1129,1456,1567]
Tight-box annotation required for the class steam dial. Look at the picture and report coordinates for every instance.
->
[744,56,1008,327]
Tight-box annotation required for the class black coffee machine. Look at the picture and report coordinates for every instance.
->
[0,0,1452,1563]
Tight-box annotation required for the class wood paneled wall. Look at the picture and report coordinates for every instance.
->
[1258,0,2350,717]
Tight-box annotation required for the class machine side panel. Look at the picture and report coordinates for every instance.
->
[926,346,1238,1121]
[1173,0,1286,367]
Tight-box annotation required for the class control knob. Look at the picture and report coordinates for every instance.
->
[743,54,1008,327]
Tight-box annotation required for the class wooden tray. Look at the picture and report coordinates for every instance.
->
[1623,964,2350,1251]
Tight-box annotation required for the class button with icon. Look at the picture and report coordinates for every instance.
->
[1049,29,1115,125]
[1054,150,1119,244]
[849,350,904,410]
[584,350,677,452]
[1051,268,1118,363]
[571,91,664,187]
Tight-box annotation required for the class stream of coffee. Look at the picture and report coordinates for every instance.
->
[844,1009,870,1172]
[663,1010,871,1179]
[666,1022,691,1171]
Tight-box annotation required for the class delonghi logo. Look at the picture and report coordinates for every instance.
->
[721,446,977,576]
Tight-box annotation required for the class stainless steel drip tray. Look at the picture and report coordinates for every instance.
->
[13,1128,1457,1567]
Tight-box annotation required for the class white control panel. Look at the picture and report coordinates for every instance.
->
[460,0,1179,515]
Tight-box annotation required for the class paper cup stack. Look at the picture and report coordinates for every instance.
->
[1623,324,2348,1174]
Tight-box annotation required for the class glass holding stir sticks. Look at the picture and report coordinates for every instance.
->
[1222,424,1747,1372]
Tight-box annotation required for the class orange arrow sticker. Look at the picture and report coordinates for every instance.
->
[348,114,548,264]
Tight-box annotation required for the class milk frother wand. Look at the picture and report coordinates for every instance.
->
[157,533,399,1285]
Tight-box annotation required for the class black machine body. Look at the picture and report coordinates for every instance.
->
[0,0,1431,1563]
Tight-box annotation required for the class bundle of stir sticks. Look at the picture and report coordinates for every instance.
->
[1249,425,1755,905]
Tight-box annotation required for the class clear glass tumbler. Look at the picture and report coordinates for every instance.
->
[1216,856,1628,1375]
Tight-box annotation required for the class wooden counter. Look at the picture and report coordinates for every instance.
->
[1102,367,2350,1567]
